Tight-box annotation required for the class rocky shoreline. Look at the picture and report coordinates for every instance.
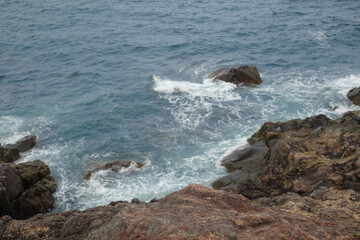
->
[1,87,359,239]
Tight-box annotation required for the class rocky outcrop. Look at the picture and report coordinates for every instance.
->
[84,160,144,180]
[0,135,36,163]
[0,184,354,240]
[213,111,360,237]
[208,65,262,85]
[0,160,57,220]
[347,87,360,106]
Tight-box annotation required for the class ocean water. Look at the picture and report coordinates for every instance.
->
[1,0,360,212]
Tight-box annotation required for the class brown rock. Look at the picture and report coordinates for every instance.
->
[347,87,360,106]
[0,160,57,220]
[0,184,353,239]
[14,160,56,192]
[256,187,360,234]
[0,147,20,163]
[84,160,144,180]
[208,65,262,85]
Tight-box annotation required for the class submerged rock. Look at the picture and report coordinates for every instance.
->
[347,87,360,106]
[0,184,352,240]
[208,65,262,85]
[84,160,144,180]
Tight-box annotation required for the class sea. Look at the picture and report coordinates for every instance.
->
[1,0,360,212]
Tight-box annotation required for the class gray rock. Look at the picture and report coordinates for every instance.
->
[347,87,360,106]
[4,135,36,153]
[208,65,262,85]
[212,141,269,191]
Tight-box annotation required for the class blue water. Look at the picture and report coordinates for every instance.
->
[1,0,360,211]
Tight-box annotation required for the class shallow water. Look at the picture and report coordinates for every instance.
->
[1,0,360,211]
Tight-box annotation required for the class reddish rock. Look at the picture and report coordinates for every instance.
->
[0,184,353,239]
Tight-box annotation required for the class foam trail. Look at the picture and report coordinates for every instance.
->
[153,75,240,101]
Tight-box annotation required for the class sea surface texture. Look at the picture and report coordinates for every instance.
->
[1,0,360,211]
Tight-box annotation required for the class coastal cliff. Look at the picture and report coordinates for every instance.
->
[1,110,359,239]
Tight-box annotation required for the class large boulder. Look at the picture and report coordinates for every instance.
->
[0,160,57,220]
[84,160,144,180]
[208,65,262,85]
[347,87,360,106]
[0,184,353,239]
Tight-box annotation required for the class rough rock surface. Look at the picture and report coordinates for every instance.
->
[84,160,144,180]
[0,160,57,220]
[257,187,360,234]
[213,111,360,237]
[208,65,262,85]
[0,146,20,163]
[347,87,360,106]
[0,184,354,240]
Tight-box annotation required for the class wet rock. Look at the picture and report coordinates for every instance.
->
[84,160,144,180]
[347,87,360,106]
[0,146,20,163]
[0,184,353,240]
[208,65,262,85]
[4,135,36,153]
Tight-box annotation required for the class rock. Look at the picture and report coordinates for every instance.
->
[13,160,57,193]
[0,135,36,163]
[4,135,36,153]
[84,160,144,180]
[0,160,57,220]
[9,185,54,220]
[0,146,20,163]
[213,141,269,192]
[347,87,360,106]
[236,112,360,198]
[0,165,24,216]
[208,65,262,85]
[256,187,360,234]
[0,184,353,240]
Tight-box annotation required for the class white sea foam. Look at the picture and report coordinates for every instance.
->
[0,116,32,144]
[153,75,239,100]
